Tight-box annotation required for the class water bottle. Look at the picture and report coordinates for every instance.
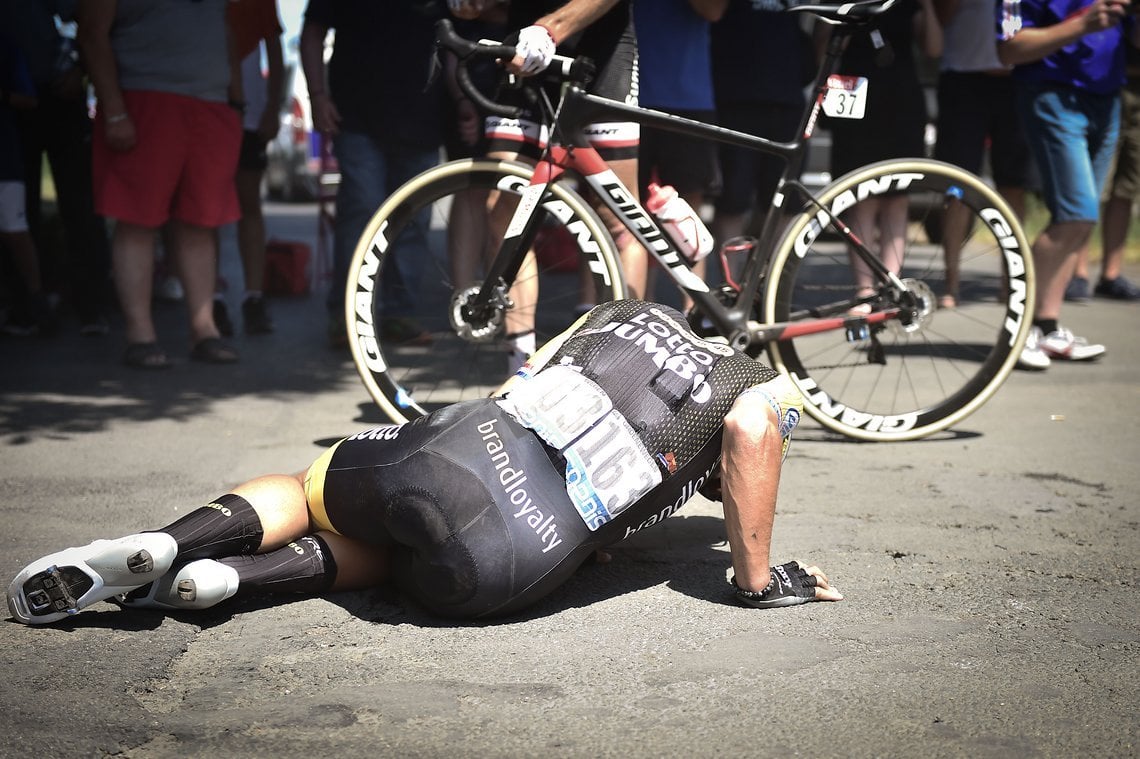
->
[645,183,714,263]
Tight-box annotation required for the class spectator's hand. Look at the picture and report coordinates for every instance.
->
[1080,0,1128,32]
[256,106,280,143]
[105,114,136,152]
[507,25,556,76]
[310,91,340,136]
[455,98,481,146]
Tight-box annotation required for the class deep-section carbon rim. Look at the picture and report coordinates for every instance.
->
[763,159,1035,441]
[345,159,626,423]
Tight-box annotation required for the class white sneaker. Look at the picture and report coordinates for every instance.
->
[1039,327,1106,361]
[7,533,178,625]
[118,559,239,611]
[1017,326,1051,371]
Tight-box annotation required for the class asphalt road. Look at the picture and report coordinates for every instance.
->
[1,202,1137,758]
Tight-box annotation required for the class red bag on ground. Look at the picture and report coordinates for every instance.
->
[264,239,312,296]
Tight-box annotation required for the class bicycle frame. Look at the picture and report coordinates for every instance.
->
[481,21,903,352]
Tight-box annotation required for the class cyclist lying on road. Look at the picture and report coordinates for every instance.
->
[8,300,842,625]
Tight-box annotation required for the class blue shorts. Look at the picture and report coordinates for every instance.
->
[1016,83,1120,223]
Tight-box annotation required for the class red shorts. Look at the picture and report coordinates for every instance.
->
[93,90,241,228]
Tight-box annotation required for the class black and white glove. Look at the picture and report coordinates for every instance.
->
[731,562,819,609]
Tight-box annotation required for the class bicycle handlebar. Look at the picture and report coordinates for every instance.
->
[434,18,596,119]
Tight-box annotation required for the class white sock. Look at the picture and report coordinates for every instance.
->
[508,330,536,358]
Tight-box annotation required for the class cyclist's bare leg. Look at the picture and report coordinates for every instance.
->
[216,474,390,591]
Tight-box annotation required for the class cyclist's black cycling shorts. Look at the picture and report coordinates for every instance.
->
[304,399,600,619]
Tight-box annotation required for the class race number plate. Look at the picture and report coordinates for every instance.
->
[822,75,868,120]
[500,365,611,449]
[564,410,661,531]
[501,366,662,531]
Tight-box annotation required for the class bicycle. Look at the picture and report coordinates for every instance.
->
[344,0,1035,442]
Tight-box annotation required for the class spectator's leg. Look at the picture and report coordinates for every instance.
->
[111,221,159,344]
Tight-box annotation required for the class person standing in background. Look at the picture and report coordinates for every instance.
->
[79,0,242,369]
[450,0,645,371]
[300,0,443,350]
[710,0,817,256]
[826,0,942,313]
[933,0,1031,309]
[1065,50,1140,302]
[0,26,57,338]
[998,0,1137,368]
[214,0,284,337]
[635,0,727,298]
[3,0,111,336]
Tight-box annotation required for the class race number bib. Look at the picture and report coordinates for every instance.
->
[500,366,662,531]
[821,75,868,120]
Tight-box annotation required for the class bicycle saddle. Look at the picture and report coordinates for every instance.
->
[789,0,900,25]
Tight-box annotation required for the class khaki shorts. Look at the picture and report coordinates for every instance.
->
[1105,85,1140,203]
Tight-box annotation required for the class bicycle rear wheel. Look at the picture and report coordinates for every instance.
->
[346,158,625,423]
[763,159,1035,441]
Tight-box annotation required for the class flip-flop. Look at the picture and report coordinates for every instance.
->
[190,337,239,364]
[123,342,172,370]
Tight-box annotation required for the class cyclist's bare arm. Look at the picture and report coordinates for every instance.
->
[720,391,842,604]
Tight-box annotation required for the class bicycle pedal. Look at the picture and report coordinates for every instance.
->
[845,323,870,342]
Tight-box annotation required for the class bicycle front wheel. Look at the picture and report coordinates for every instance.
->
[763,159,1035,441]
[346,158,626,423]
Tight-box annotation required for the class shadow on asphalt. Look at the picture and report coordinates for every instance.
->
[3,515,740,632]
[0,297,360,443]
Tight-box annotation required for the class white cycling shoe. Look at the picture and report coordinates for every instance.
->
[7,533,178,625]
[118,559,239,611]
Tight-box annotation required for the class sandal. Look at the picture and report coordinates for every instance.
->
[123,342,172,370]
[190,337,239,364]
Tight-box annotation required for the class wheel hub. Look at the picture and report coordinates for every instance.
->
[448,284,508,343]
[889,278,937,335]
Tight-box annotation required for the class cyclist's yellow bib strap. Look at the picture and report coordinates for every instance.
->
[737,375,804,461]
[303,441,344,534]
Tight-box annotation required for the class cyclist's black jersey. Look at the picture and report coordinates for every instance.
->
[307,301,776,619]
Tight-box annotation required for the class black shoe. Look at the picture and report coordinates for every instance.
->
[241,296,274,334]
[213,299,234,337]
[1094,276,1140,301]
[1063,276,1090,303]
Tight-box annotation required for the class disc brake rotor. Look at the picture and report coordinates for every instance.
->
[448,284,508,343]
